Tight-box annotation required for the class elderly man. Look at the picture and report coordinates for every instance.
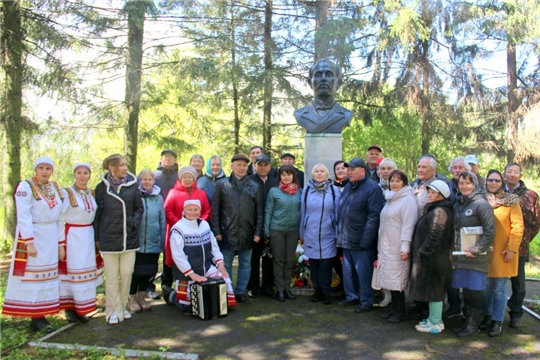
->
[212,154,264,304]
[336,157,384,313]
[464,154,485,188]
[505,162,540,328]
[448,156,471,196]
[411,155,439,214]
[366,145,383,182]
[248,154,278,298]
[247,146,263,176]
[151,148,178,300]
[294,59,353,134]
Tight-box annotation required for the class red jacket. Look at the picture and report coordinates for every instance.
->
[163,181,211,266]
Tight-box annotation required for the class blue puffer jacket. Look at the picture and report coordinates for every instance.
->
[138,185,166,253]
[336,176,385,251]
[264,187,302,236]
[300,180,341,260]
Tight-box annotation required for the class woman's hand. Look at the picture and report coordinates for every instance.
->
[217,262,229,279]
[253,236,260,243]
[189,273,207,283]
[58,246,66,261]
[216,234,222,241]
[27,243,38,258]
[400,252,409,261]
[502,249,515,263]
[463,248,476,258]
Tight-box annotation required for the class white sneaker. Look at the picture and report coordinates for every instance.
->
[108,313,119,325]
[415,319,444,333]
[123,309,132,319]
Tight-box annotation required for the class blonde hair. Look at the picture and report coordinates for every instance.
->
[138,169,154,179]
[311,163,330,180]
[102,154,126,171]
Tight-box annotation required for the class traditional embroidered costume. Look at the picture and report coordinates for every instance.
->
[58,185,102,316]
[170,216,236,308]
[2,177,63,318]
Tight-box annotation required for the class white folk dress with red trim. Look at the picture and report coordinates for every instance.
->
[58,187,102,316]
[2,180,63,318]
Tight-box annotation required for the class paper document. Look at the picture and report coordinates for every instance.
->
[452,226,483,256]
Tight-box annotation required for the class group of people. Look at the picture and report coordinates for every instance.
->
[2,145,539,339]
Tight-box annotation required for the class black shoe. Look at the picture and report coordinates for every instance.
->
[509,317,521,328]
[442,307,462,319]
[311,291,322,302]
[285,291,296,300]
[388,313,406,323]
[261,287,274,298]
[323,296,333,305]
[77,314,89,323]
[276,291,285,302]
[380,307,395,319]
[338,298,358,306]
[146,290,161,300]
[30,318,54,333]
[65,310,79,323]
[235,294,250,304]
[248,287,259,298]
[354,304,373,313]
[162,285,173,304]
[479,315,492,330]
[488,321,503,337]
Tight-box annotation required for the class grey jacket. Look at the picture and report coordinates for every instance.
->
[452,189,495,273]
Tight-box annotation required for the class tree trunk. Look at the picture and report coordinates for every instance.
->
[1,0,23,249]
[506,39,518,163]
[124,0,145,173]
[263,0,273,156]
[314,0,330,60]
[229,2,240,154]
[420,0,430,155]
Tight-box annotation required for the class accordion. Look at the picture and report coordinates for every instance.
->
[190,278,228,320]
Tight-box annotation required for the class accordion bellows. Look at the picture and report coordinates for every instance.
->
[190,278,228,320]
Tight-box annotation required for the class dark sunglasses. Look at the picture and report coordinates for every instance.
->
[486,179,502,183]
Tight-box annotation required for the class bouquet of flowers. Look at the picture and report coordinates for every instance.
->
[292,243,311,288]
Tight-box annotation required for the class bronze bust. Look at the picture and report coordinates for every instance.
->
[294,59,353,134]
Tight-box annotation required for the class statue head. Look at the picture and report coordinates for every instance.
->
[308,59,342,101]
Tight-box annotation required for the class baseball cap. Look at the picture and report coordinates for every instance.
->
[368,145,382,153]
[161,149,177,158]
[280,152,295,160]
[464,154,479,165]
[344,157,367,169]
[255,154,271,164]
[427,180,451,199]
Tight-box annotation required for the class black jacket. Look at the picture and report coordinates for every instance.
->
[154,163,179,200]
[211,175,264,251]
[94,172,144,253]
[453,189,495,273]
[336,176,384,251]
[409,198,454,302]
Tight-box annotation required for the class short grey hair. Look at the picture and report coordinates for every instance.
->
[447,156,471,172]
[378,158,397,170]
[418,156,437,170]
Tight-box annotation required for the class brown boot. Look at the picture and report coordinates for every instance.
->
[137,291,152,311]
[128,294,142,313]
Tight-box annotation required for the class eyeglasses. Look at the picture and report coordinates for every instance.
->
[506,170,521,175]
[486,179,503,183]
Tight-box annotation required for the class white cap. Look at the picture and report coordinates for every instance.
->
[464,154,479,165]
[427,180,451,199]
[33,156,55,170]
[73,162,91,173]
[183,199,201,209]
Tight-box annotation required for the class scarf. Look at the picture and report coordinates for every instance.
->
[487,188,520,208]
[139,184,154,196]
[379,178,390,191]
[312,179,330,194]
[106,172,127,192]
[279,181,298,195]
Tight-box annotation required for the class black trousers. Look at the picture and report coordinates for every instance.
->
[508,256,527,319]
[248,239,274,293]
[446,263,462,310]
[310,258,334,296]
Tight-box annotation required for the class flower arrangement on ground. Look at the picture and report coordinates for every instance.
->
[292,244,311,288]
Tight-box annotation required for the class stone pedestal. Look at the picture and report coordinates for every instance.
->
[304,133,343,182]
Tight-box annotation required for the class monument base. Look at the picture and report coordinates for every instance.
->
[304,133,343,183]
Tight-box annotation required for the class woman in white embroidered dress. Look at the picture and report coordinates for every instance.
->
[59,162,102,323]
[2,156,64,333]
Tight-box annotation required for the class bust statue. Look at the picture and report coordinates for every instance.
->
[294,59,353,134]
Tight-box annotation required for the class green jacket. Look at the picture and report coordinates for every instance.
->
[264,187,302,236]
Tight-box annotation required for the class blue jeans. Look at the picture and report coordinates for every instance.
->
[342,248,376,306]
[484,277,508,322]
[221,249,252,295]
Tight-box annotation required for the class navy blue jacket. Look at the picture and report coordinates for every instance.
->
[336,175,384,251]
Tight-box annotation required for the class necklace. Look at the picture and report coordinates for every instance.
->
[32,176,57,209]
[73,184,95,213]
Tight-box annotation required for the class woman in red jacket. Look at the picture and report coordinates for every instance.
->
[163,166,210,303]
